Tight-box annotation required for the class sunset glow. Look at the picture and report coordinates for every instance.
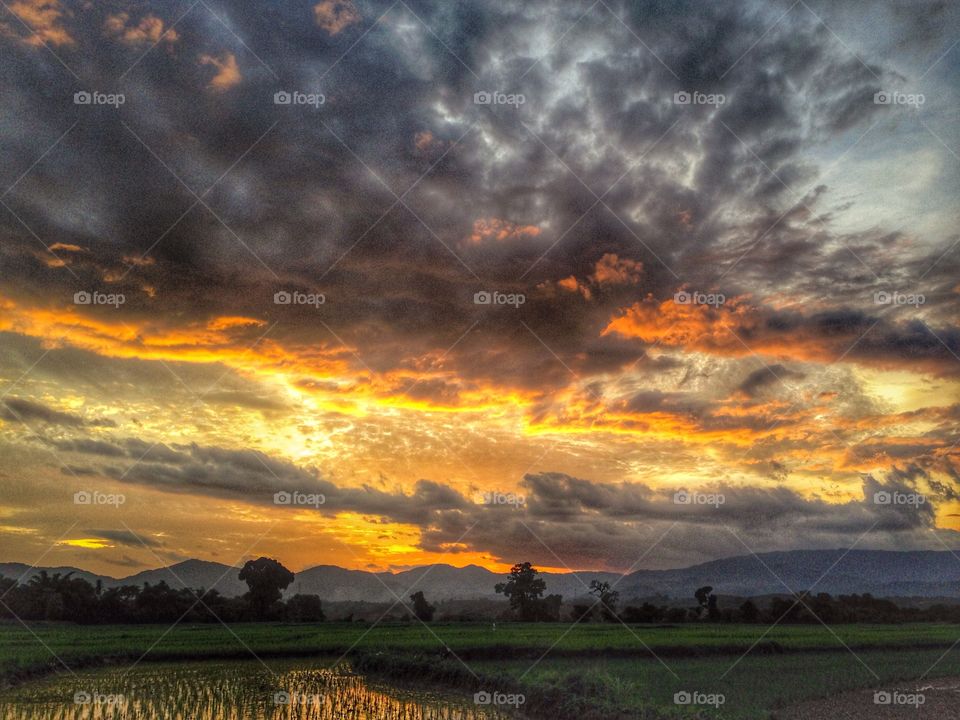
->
[0,0,957,579]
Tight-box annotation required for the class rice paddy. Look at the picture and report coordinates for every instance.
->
[2,622,959,718]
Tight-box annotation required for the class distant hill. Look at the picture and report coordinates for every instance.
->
[3,549,959,601]
[121,559,248,597]
[618,549,960,599]
[0,559,246,597]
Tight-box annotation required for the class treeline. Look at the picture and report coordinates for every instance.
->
[613,592,960,625]
[4,559,960,625]
[0,558,324,624]
[496,563,960,625]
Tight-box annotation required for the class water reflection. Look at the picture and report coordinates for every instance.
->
[0,659,516,719]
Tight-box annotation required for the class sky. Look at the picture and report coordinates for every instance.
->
[0,0,958,577]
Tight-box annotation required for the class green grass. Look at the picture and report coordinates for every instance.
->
[2,622,959,718]
[472,648,960,719]
[2,621,957,671]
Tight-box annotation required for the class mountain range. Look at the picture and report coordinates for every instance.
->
[3,549,960,601]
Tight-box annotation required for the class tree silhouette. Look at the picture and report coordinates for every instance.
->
[495,562,546,621]
[409,591,435,621]
[589,580,620,622]
[285,594,325,622]
[238,557,294,619]
[539,593,563,621]
[694,585,719,620]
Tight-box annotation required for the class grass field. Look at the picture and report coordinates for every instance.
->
[2,622,959,718]
[472,649,960,719]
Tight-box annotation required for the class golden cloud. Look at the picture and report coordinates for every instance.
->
[465,217,541,246]
[314,0,360,35]
[104,12,178,46]
[200,52,242,92]
[2,0,74,47]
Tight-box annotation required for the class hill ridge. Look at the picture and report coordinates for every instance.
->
[3,549,959,600]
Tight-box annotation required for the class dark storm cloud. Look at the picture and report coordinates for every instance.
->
[46,434,468,524]
[89,529,161,548]
[1,398,115,427]
[608,300,960,377]
[415,469,946,568]
[43,427,952,568]
[49,438,128,456]
[61,465,99,476]
[1,0,955,400]
[737,364,804,397]
[625,390,703,415]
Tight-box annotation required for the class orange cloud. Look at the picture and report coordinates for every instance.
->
[465,218,541,246]
[590,253,642,286]
[0,296,284,368]
[104,12,178,46]
[314,0,360,35]
[601,295,750,348]
[2,0,74,47]
[207,316,265,331]
[556,275,590,299]
[413,130,447,155]
[122,255,155,267]
[414,130,434,152]
[200,52,241,92]
[603,295,960,376]
[547,254,643,301]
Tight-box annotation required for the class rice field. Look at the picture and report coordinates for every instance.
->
[2,622,959,718]
[0,659,513,720]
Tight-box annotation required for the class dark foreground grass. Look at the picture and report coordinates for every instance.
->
[2,622,959,718]
[468,648,960,719]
